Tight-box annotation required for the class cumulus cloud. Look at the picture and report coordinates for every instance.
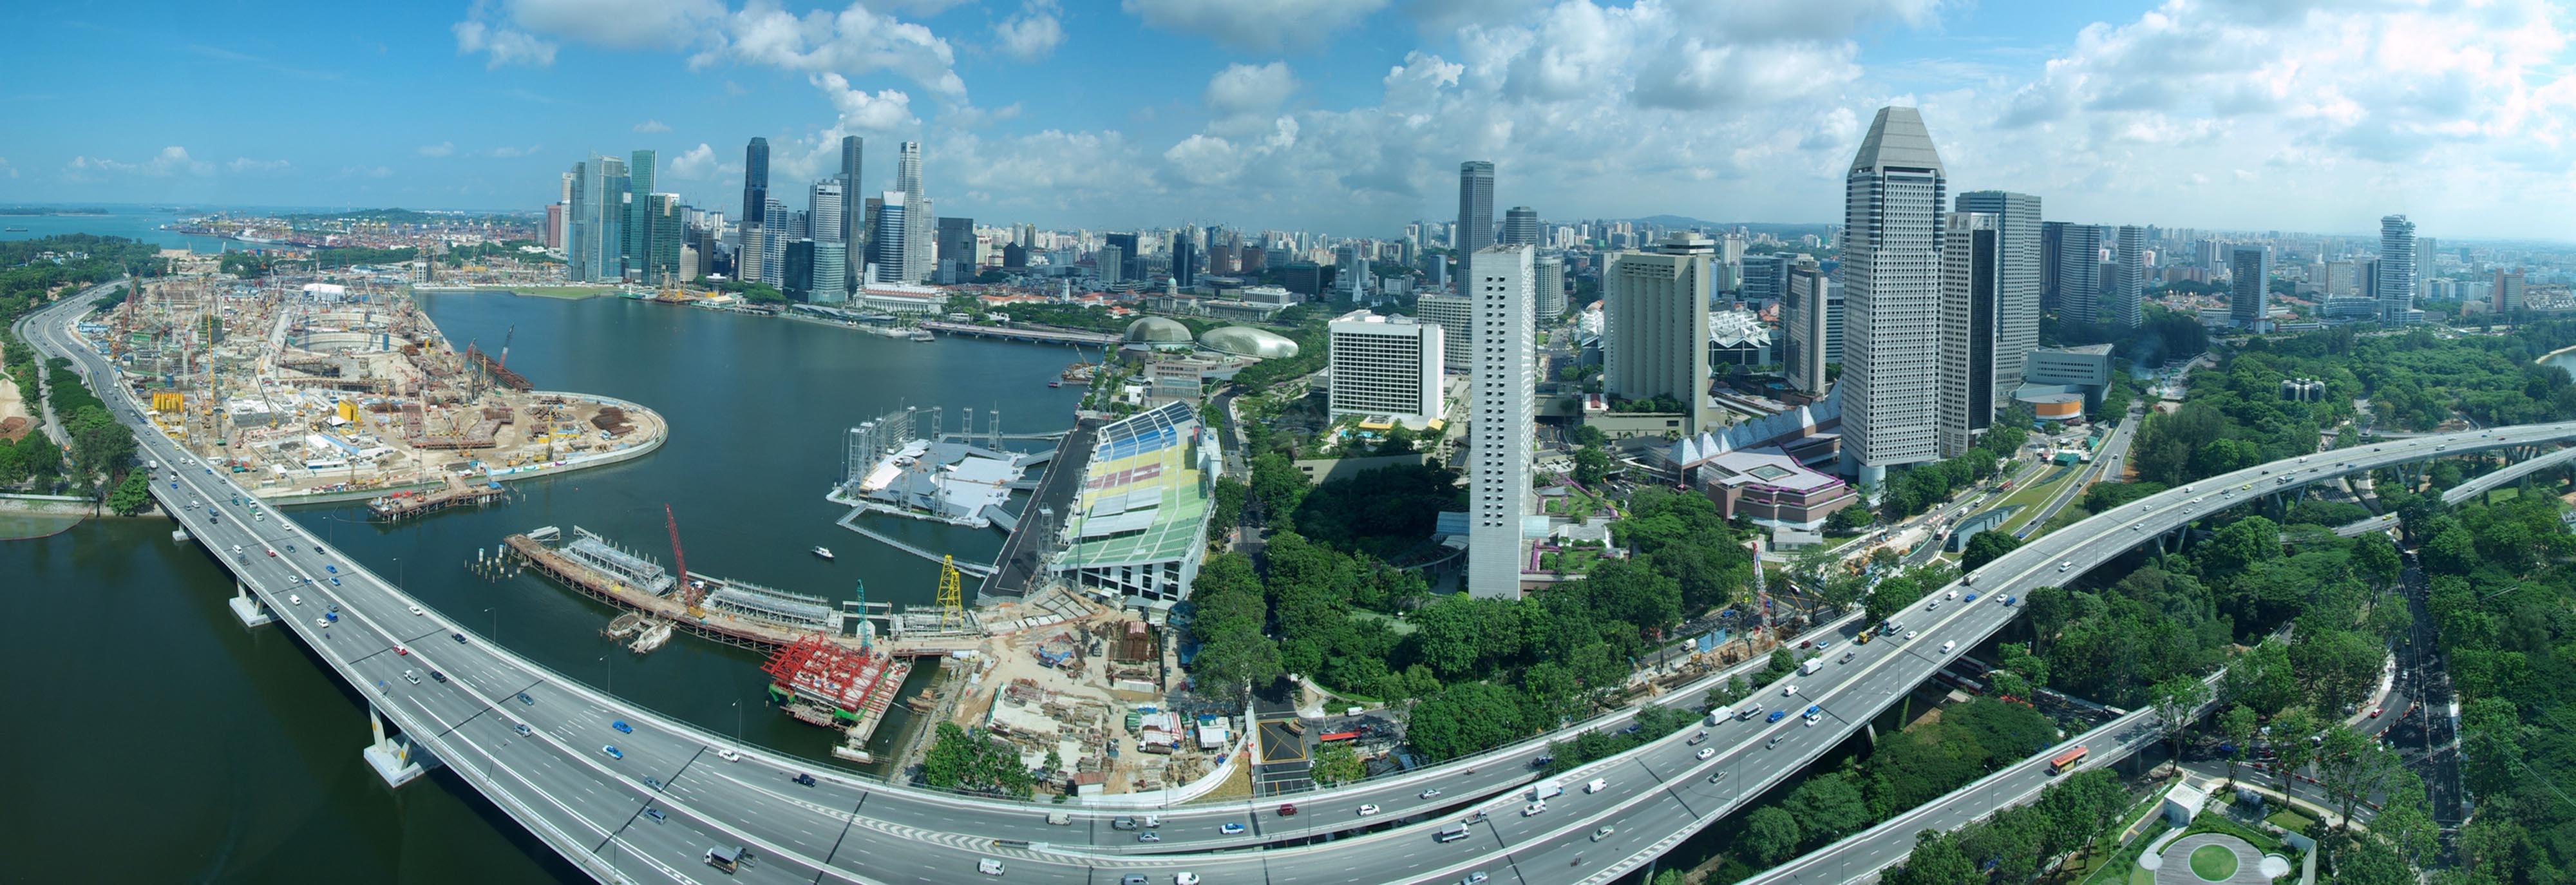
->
[813,73,920,131]
[419,142,456,157]
[1122,0,1385,53]
[340,165,394,179]
[665,142,730,180]
[453,0,966,102]
[1204,61,1296,115]
[634,119,672,133]
[489,144,546,157]
[227,157,290,173]
[65,147,212,179]
[451,18,558,68]
[994,0,1065,62]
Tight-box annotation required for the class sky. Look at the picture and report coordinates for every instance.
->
[3,0,2572,240]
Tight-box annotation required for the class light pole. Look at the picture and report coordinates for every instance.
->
[393,556,404,588]
[484,607,495,643]
[734,699,743,752]
[600,655,613,696]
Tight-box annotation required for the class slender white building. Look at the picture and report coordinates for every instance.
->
[1839,106,1947,488]
[896,142,932,282]
[1468,244,1534,600]
[2109,225,2145,328]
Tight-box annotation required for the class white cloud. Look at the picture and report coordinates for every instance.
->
[453,0,966,102]
[1122,0,1386,53]
[0,157,15,179]
[227,157,290,173]
[340,165,394,179]
[634,119,672,133]
[419,142,456,157]
[451,18,558,68]
[813,73,920,131]
[665,142,726,180]
[65,147,212,180]
[994,0,1065,62]
[1204,61,1296,115]
[489,144,546,157]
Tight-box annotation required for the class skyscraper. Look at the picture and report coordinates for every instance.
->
[1416,293,1472,371]
[599,156,629,281]
[1456,160,1494,294]
[2228,244,2270,329]
[624,149,656,280]
[896,142,930,282]
[565,157,607,282]
[2110,225,2145,328]
[2039,220,2066,312]
[2052,224,2106,324]
[1938,213,1998,459]
[1604,233,1715,433]
[869,191,907,284]
[1104,233,1139,282]
[1171,230,1198,288]
[647,193,681,285]
[1468,244,1534,600]
[809,180,847,302]
[1954,191,2040,405]
[761,198,789,287]
[1783,255,1832,397]
[1839,106,1947,486]
[2379,214,2417,322]
[1739,252,1789,306]
[839,136,864,296]
[1327,310,1444,423]
[1500,205,1539,247]
[1533,250,1566,319]
[742,138,769,229]
[938,216,976,281]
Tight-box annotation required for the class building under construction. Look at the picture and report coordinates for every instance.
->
[762,634,909,735]
[829,405,1045,529]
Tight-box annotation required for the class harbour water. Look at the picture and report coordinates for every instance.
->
[0,291,1089,880]
[0,205,247,251]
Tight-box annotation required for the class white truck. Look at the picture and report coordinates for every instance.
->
[1530,779,1563,801]
[1801,658,1824,676]
[1705,706,1732,725]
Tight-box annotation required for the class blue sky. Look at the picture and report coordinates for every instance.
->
[5,1,2573,239]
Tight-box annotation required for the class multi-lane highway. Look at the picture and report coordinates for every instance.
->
[33,285,2576,885]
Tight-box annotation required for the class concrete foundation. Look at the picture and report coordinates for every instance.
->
[363,707,440,788]
[229,582,276,627]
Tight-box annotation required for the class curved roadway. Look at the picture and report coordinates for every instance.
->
[33,289,2576,885]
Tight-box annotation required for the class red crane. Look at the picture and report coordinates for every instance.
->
[667,504,704,616]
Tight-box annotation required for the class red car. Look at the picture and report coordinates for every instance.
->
[1278,803,1297,817]
[395,645,410,656]
[265,549,276,557]
[2369,707,2383,718]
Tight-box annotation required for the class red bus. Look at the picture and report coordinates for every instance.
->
[1318,730,1363,743]
[2048,747,2088,775]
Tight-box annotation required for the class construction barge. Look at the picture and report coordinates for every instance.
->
[504,524,927,747]
[366,476,509,522]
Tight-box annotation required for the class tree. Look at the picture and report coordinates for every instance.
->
[2314,724,2398,832]
[1312,742,1366,785]
[106,469,151,516]
[2150,674,2213,767]
[2219,703,2260,790]
[1886,830,1978,885]
[1404,681,1530,761]
[1743,806,1803,864]
[2023,585,2071,654]
[2270,706,2321,803]
[1960,529,2022,573]
[2352,533,2401,590]
[1571,446,1611,484]
[1785,772,1870,842]
[1826,504,1874,533]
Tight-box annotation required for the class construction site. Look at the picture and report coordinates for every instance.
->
[89,273,666,503]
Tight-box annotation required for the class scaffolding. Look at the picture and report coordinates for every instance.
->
[938,555,965,631]
[761,634,902,727]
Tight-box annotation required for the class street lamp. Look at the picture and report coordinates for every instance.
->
[484,607,495,643]
[600,655,613,696]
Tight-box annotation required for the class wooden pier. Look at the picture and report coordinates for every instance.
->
[368,476,509,522]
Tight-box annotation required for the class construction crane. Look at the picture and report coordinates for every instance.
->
[668,505,705,618]
[937,555,964,631]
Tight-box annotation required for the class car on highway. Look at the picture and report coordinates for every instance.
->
[451,633,466,643]
[1687,730,1708,745]
[1278,803,1297,817]
[1926,600,1938,611]
[793,773,818,786]
[601,745,623,760]
[977,859,1005,876]
[1462,873,1489,885]
[1696,747,1716,760]
[514,723,533,737]
[612,720,634,734]
[407,604,424,616]
[1420,788,1441,799]
[1840,650,1857,663]
[1706,770,1727,784]
[1814,640,1833,651]
[1219,823,1246,835]
[1765,710,1788,723]
[314,618,330,628]
[1766,734,1785,749]
[1942,640,1958,653]
[265,548,276,557]
[1358,804,1381,817]
[1906,630,1919,641]
[1522,801,1547,817]
[325,564,337,573]
[645,777,663,790]
[516,692,534,705]
[288,594,302,605]
[1175,875,1201,885]
[394,645,409,656]
[430,671,448,683]
[2370,706,2383,718]
[402,670,421,685]
[1137,832,1162,843]
[1592,826,1616,842]
[643,808,666,823]
[2059,560,2072,572]
[1781,683,1799,697]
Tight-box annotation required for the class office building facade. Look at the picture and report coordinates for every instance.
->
[1603,233,1716,433]
[2379,214,2417,321]
[2109,225,2146,328]
[838,136,863,296]
[2228,244,2270,328]
[1954,191,2040,404]
[1327,310,1444,422]
[1416,292,1473,371]
[2052,224,2105,324]
[1938,213,1998,459]
[742,138,769,230]
[1468,245,1534,600]
[1783,254,1833,397]
[1500,206,1540,247]
[1456,160,1494,296]
[1839,106,1947,486]
[869,192,907,284]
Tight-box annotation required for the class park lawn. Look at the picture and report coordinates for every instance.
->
[2190,844,2239,880]
[2265,808,2316,835]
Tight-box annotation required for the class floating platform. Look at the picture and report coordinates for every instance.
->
[508,528,893,655]
[368,477,509,522]
[762,633,912,745]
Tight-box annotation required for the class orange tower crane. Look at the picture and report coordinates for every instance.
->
[668,504,706,617]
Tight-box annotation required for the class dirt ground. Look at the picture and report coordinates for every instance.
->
[0,345,30,442]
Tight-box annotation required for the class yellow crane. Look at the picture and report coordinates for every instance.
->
[937,555,965,631]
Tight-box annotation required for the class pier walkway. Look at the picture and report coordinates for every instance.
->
[918,320,1119,347]
[832,514,996,576]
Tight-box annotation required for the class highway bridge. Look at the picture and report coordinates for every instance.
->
[2333,443,2576,537]
[33,287,2576,885]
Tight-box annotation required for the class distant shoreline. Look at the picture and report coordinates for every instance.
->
[2537,343,2576,365]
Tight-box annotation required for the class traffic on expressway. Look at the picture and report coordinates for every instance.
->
[33,289,2576,885]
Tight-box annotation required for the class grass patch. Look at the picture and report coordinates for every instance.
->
[1537,546,1604,574]
[1996,465,2080,534]
[2079,819,2170,885]
[2264,808,2315,835]
[2190,844,2240,880]
[2184,811,2286,856]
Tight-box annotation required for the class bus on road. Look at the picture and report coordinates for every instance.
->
[2048,746,2088,775]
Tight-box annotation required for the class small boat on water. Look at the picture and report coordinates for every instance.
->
[812,546,835,560]
[2,227,27,233]
[1048,380,1062,388]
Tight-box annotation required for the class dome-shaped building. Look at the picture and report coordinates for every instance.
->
[1200,326,1300,360]
[1123,316,1194,349]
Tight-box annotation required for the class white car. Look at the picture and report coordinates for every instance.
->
[1944,589,1957,600]
[314,618,330,628]
[1781,684,1799,697]
[288,594,302,605]
[408,604,425,616]
[1941,640,1957,653]
[717,748,742,762]
[1695,747,1716,760]
[1175,875,1200,885]
[1522,801,1547,817]
[978,858,1005,875]
[1906,630,1919,641]
[1358,804,1381,817]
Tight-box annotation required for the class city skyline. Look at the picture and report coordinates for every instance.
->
[6,1,2573,239]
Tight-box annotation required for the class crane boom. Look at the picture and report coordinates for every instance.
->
[668,505,704,616]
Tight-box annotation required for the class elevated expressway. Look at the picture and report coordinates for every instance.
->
[2334,443,2576,537]
[32,289,2576,884]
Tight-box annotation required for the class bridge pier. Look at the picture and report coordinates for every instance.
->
[361,705,441,788]
[227,580,277,628]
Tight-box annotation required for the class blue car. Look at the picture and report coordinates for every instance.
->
[612,720,633,734]
[1765,710,1788,723]
[601,745,623,759]
[325,564,338,573]
[1963,592,1978,602]
[1220,823,1247,835]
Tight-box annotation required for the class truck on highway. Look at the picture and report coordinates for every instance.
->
[704,845,746,874]
[1800,658,1824,676]
[1045,811,1072,826]
[1705,706,1732,725]
[1530,779,1562,801]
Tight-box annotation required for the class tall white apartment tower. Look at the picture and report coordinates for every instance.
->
[1839,106,1947,488]
[1468,244,1534,600]
[2378,214,2416,322]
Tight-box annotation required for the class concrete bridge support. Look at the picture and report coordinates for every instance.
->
[362,705,440,788]
[227,580,276,628]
